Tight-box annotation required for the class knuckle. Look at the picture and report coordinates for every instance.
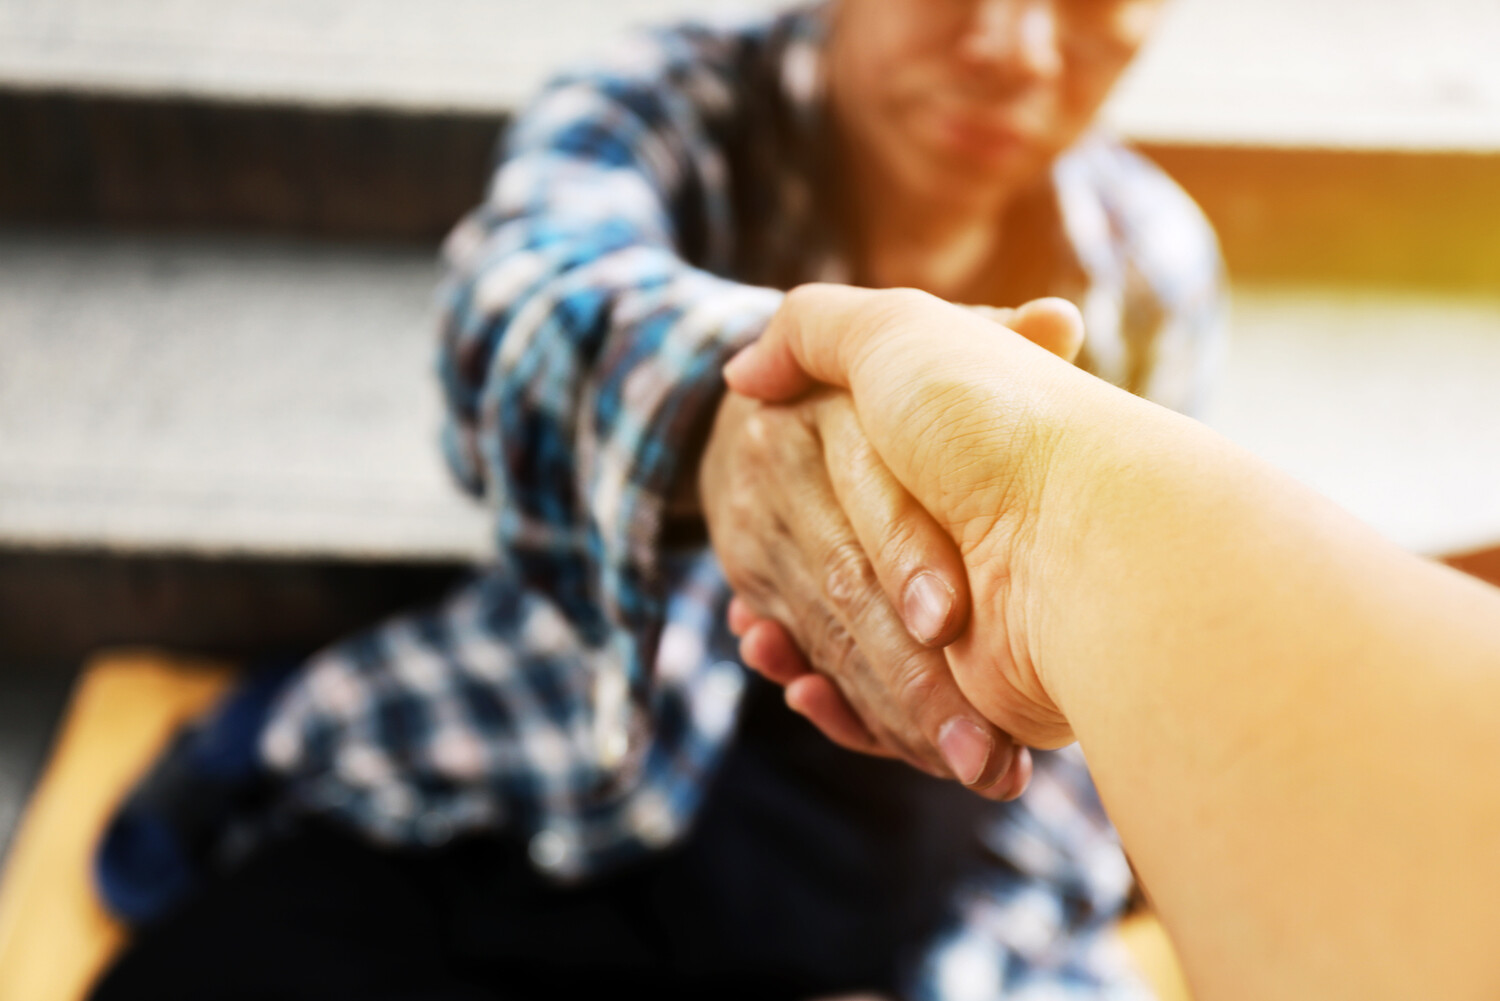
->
[823,540,880,617]
[721,560,775,608]
[724,462,762,508]
[811,618,860,679]
[889,654,949,719]
[838,442,893,501]
[719,563,753,597]
[785,282,831,312]
[887,286,933,311]
[866,287,933,328]
[740,410,776,455]
[873,516,927,575]
[740,407,814,466]
[838,423,880,471]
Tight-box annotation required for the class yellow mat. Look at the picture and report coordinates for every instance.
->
[0,652,234,1001]
[1119,908,1193,1000]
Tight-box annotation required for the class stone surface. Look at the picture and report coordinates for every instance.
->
[0,0,1496,149]
[2,230,1498,561]
[0,230,491,561]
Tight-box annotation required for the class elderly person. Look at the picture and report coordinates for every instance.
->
[93,2,1222,999]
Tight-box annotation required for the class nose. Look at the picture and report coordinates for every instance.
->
[958,0,1064,83]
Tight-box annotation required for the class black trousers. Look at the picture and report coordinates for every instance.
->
[91,677,996,1001]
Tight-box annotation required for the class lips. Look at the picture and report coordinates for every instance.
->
[930,108,1030,162]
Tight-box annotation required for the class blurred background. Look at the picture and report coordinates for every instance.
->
[0,0,1497,979]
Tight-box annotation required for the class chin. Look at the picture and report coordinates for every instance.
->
[912,155,1036,212]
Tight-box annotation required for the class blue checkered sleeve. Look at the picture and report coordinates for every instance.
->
[261,29,780,868]
[435,39,782,675]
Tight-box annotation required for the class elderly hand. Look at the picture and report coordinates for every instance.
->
[723,285,1092,752]
[699,371,1023,792]
[708,293,1084,795]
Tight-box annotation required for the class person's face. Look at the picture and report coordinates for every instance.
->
[827,0,1166,209]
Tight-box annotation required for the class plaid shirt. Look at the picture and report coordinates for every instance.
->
[260,6,1224,996]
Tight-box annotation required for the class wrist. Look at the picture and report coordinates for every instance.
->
[916,354,1095,746]
[1023,385,1208,727]
[955,368,1169,744]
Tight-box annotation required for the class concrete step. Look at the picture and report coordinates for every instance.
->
[3,0,1496,150]
[7,95,1498,288]
[3,228,1498,565]
[0,229,490,562]
[0,92,498,243]
[4,2,1499,287]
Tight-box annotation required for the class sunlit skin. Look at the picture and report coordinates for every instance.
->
[698,0,1171,791]
[724,283,1500,1001]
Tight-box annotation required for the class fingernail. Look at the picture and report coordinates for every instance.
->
[903,572,954,645]
[721,343,757,384]
[938,718,993,787]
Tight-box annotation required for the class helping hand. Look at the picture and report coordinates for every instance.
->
[699,377,1020,793]
[723,286,1091,754]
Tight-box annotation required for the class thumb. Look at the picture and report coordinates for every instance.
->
[1000,297,1085,363]
[723,283,883,402]
[725,289,1086,404]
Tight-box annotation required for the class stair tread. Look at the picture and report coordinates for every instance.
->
[1,0,1497,149]
[4,230,1500,560]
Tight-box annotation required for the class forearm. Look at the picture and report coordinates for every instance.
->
[725,283,1500,996]
[436,58,781,600]
[1035,391,1500,1000]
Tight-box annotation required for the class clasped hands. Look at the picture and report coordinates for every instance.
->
[699,285,1087,799]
